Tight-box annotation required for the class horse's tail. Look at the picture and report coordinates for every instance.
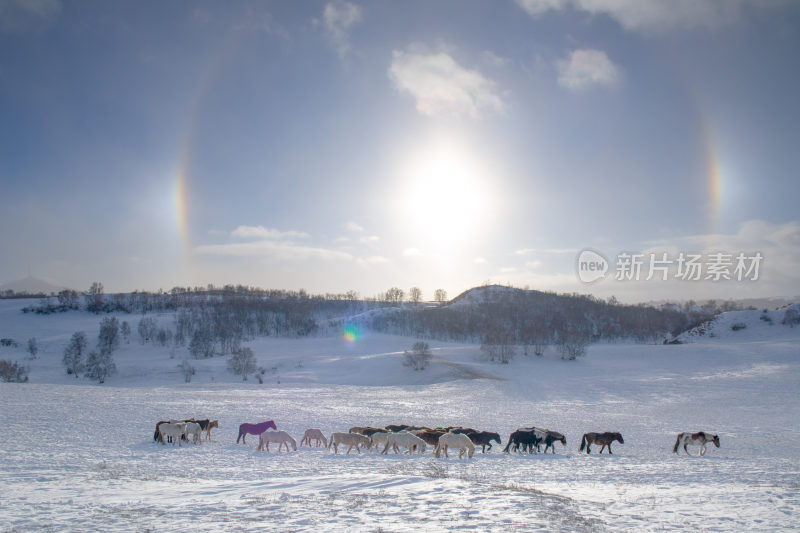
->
[236,426,243,444]
[326,434,334,450]
[502,435,513,453]
[672,433,684,453]
[579,434,587,452]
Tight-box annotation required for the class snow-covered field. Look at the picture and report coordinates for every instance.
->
[1,300,799,531]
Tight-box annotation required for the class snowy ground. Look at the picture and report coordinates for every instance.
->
[1,301,799,531]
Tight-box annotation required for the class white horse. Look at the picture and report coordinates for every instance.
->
[159,422,187,446]
[434,432,475,459]
[300,428,328,448]
[673,431,720,456]
[328,432,371,454]
[369,431,391,452]
[382,431,427,455]
[258,430,297,452]
[185,422,203,444]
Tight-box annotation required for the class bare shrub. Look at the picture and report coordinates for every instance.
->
[177,359,195,383]
[557,328,590,360]
[403,341,432,370]
[0,360,29,382]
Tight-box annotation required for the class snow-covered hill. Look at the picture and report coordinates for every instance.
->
[1,298,799,531]
[678,304,800,342]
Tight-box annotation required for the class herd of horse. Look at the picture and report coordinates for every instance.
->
[153,419,720,457]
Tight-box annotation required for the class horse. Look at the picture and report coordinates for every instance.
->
[349,426,386,437]
[384,424,410,432]
[185,421,203,444]
[369,431,391,452]
[202,419,219,441]
[579,432,624,454]
[451,428,479,436]
[237,420,277,444]
[673,431,719,456]
[381,431,427,455]
[463,431,501,453]
[187,419,218,441]
[540,430,566,453]
[258,430,297,452]
[154,420,187,443]
[523,427,566,454]
[502,429,542,454]
[416,429,446,446]
[328,432,371,454]
[300,428,328,448]
[158,422,187,446]
[154,421,169,443]
[434,432,475,459]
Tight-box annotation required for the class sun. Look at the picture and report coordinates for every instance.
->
[398,137,490,251]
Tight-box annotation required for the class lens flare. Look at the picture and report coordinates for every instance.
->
[343,324,360,343]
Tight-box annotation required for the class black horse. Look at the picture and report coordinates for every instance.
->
[502,429,542,453]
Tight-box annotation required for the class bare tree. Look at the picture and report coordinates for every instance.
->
[189,328,215,358]
[228,347,257,381]
[87,282,104,313]
[385,287,404,304]
[408,287,422,304]
[120,321,131,343]
[557,328,590,360]
[403,341,432,370]
[85,350,116,384]
[57,289,79,310]
[26,337,38,359]
[434,289,448,305]
[97,317,120,356]
[178,358,196,383]
[480,328,516,364]
[63,331,88,377]
[137,317,157,344]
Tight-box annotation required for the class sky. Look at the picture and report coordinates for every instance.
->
[1,0,799,303]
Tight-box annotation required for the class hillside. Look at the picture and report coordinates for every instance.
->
[1,297,799,531]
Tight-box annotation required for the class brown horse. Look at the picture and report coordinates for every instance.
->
[579,432,624,454]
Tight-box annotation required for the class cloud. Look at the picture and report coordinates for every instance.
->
[388,48,506,119]
[357,255,388,265]
[344,221,364,232]
[195,240,352,262]
[360,235,380,244]
[320,1,362,57]
[403,248,422,256]
[0,0,61,33]
[515,247,579,255]
[557,49,621,91]
[196,225,347,261]
[230,225,310,240]
[515,0,770,33]
[474,257,488,264]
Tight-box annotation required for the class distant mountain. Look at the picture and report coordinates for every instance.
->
[0,276,68,295]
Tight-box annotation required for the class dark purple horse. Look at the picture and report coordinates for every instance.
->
[237,420,277,444]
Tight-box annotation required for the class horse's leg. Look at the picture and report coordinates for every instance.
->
[684,442,689,455]
[607,443,613,454]
[700,443,706,456]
